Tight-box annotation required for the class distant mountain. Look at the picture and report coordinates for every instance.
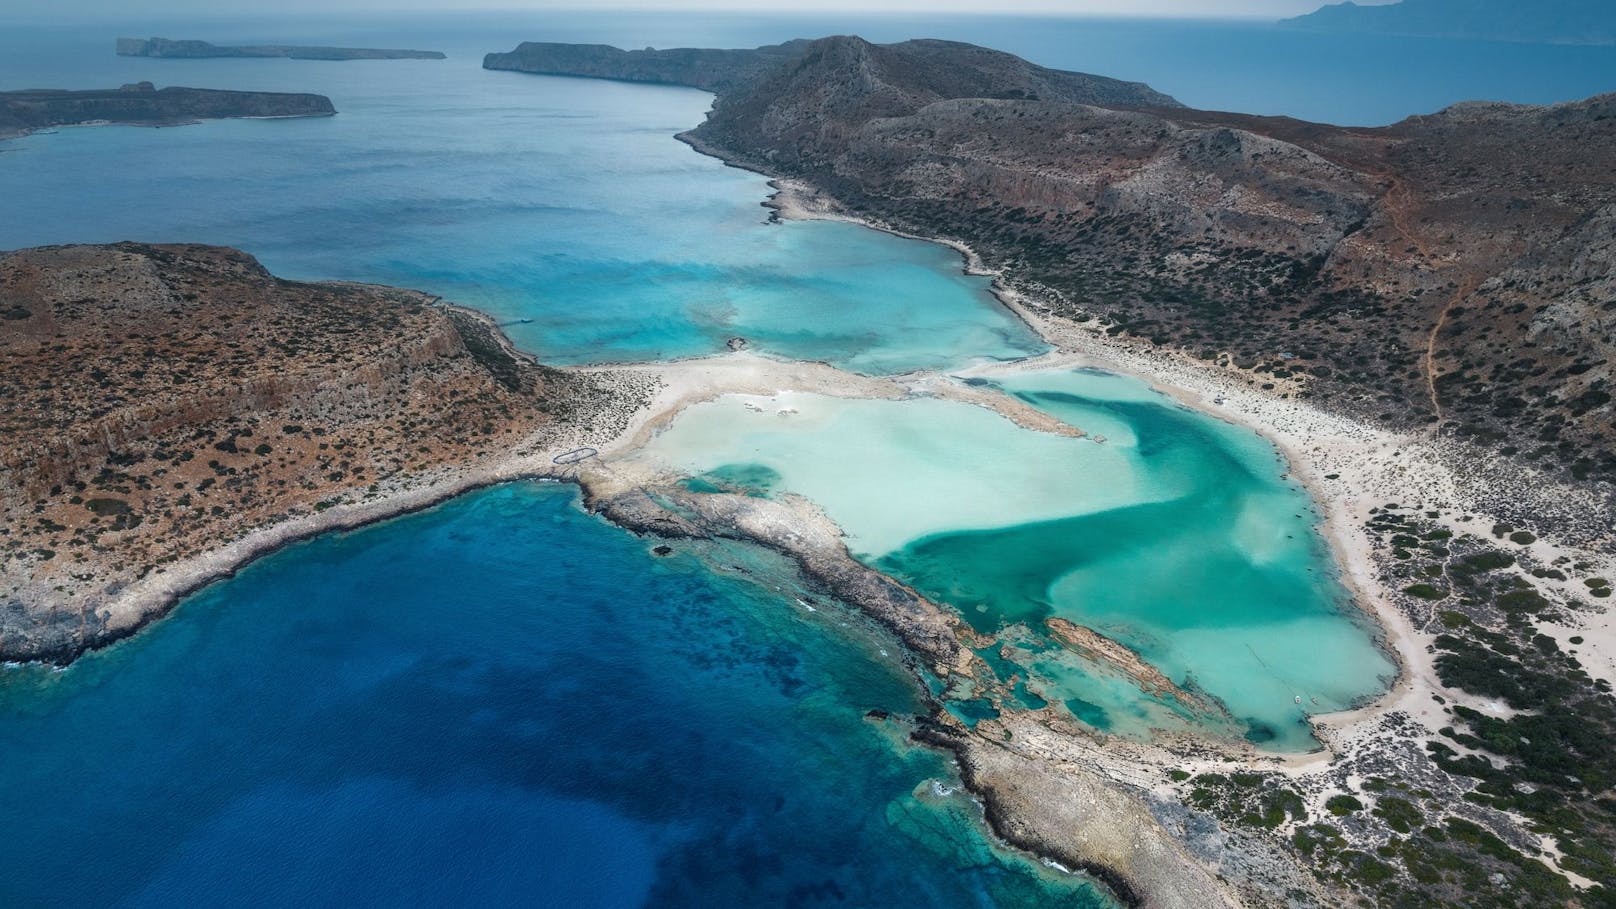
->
[0,82,334,139]
[1281,0,1616,45]
[485,36,1178,109]
[483,40,811,94]
[117,37,445,60]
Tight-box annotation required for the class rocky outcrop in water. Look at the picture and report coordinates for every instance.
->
[1045,617,1202,705]
[0,82,334,139]
[117,37,445,60]
[584,485,968,671]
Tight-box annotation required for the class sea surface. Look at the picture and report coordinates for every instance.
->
[0,29,1043,373]
[1,13,1602,906]
[0,484,1110,907]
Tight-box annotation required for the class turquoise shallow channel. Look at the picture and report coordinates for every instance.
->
[641,369,1396,750]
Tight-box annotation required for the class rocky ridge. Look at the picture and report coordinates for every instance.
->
[484,39,810,93]
[0,243,645,662]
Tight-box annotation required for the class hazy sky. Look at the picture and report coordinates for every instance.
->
[10,0,1380,23]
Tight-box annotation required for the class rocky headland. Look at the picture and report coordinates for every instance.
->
[0,243,650,662]
[117,37,446,60]
[492,35,1616,516]
[0,82,334,139]
[483,40,811,93]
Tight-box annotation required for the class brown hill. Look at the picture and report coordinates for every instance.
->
[675,44,1616,492]
[0,243,636,661]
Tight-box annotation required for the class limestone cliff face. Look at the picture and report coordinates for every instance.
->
[0,83,334,138]
[0,244,622,662]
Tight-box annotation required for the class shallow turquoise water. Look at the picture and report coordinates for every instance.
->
[0,484,1112,908]
[0,33,1043,374]
[0,15,1461,900]
[641,370,1394,749]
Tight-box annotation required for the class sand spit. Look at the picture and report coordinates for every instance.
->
[14,187,1613,906]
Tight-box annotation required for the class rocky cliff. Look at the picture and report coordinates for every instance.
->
[0,244,640,662]
[117,37,446,60]
[0,82,335,139]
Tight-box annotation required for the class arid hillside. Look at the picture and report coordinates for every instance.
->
[669,37,1616,495]
[0,243,638,661]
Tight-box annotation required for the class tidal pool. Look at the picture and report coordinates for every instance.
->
[640,369,1395,749]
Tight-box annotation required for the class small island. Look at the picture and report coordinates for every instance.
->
[1281,0,1616,45]
[0,82,334,139]
[117,37,446,60]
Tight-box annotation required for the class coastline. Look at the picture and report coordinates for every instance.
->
[736,168,1616,895]
[12,135,1609,907]
[758,170,1602,743]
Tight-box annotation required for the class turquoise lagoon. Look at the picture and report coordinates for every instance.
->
[640,370,1395,749]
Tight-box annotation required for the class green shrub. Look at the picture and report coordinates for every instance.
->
[1497,589,1550,613]
[1375,796,1424,833]
[84,497,131,516]
[1405,583,1449,601]
[1326,794,1364,815]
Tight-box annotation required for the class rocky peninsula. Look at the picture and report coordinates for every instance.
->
[0,243,650,662]
[117,37,446,60]
[484,36,1616,909]
[491,36,1615,515]
[0,82,334,139]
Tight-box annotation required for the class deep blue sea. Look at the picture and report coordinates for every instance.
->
[1,13,1611,907]
[0,484,1108,906]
